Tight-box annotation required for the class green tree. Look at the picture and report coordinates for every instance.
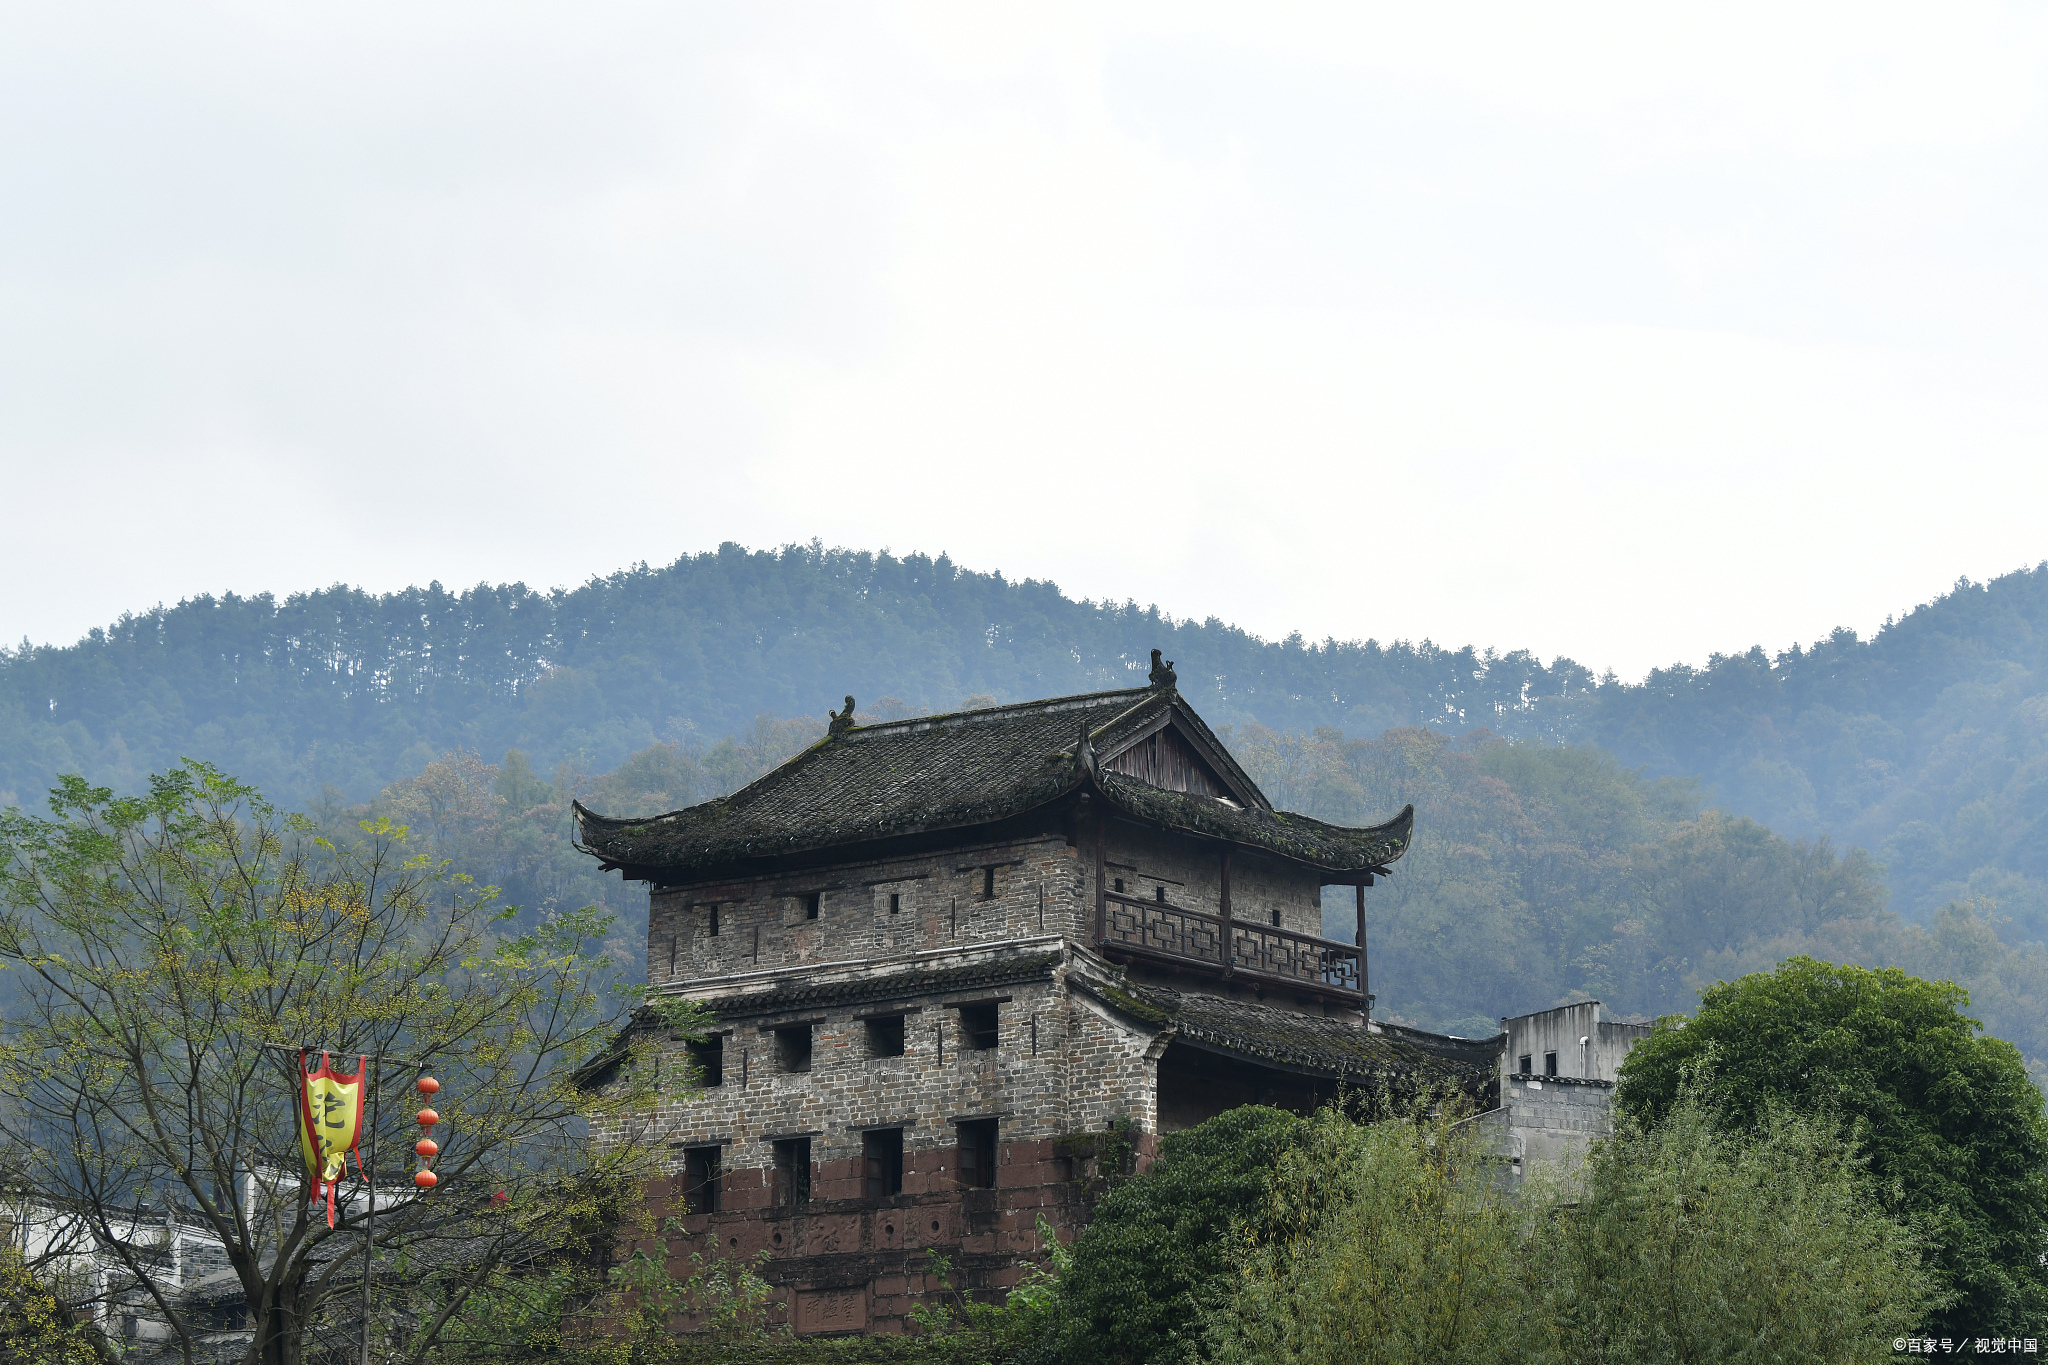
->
[1047,1106,1306,1365]
[1209,1105,1541,1365]
[1535,1095,1934,1364]
[1616,957,2048,1336]
[0,1249,96,1365]
[0,762,686,1365]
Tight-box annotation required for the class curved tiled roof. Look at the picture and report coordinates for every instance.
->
[573,684,1412,879]
[1096,979,1500,1091]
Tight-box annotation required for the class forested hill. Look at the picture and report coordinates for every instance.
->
[4,544,2048,941]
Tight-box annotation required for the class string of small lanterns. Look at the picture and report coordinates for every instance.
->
[413,1073,441,1189]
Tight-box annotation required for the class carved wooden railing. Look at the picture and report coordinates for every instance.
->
[1098,891,1363,1000]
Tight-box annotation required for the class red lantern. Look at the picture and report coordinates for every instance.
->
[414,1170,438,1189]
[416,1076,440,1096]
[416,1108,439,1127]
[415,1138,439,1158]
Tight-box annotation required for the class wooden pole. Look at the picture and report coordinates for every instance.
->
[361,1056,378,1365]
[1219,850,1233,977]
[1355,882,1369,1018]
[1093,815,1107,946]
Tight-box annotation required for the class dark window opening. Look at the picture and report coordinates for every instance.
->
[1154,885,1167,903]
[957,1119,998,1190]
[774,1025,813,1074]
[686,1036,724,1088]
[773,1138,812,1207]
[802,892,820,920]
[958,1002,998,1051]
[889,892,901,915]
[866,1015,906,1058]
[1517,1054,1532,1076]
[1543,1051,1558,1077]
[1113,878,1125,894]
[1270,909,1282,927]
[863,1128,904,1199]
[710,904,721,936]
[982,866,996,900]
[681,1146,721,1215]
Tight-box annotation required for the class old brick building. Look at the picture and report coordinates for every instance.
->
[572,652,1497,1336]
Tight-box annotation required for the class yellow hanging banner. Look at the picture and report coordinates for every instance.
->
[297,1050,366,1228]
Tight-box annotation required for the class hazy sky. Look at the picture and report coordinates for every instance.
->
[5,4,2046,680]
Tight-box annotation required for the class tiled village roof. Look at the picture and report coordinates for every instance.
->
[1083,976,1501,1094]
[573,682,1413,880]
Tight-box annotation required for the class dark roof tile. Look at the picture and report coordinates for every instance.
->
[573,685,1411,878]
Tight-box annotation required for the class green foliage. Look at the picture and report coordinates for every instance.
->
[1049,1106,1307,1365]
[1532,1095,1936,1364]
[614,1246,788,1346]
[1043,1093,1935,1365]
[1616,957,2048,1337]
[1210,1105,1542,1365]
[0,1250,96,1365]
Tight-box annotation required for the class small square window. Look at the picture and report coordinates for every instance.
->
[1543,1051,1558,1077]
[866,1015,906,1058]
[957,1119,997,1190]
[1517,1054,1533,1076]
[802,892,821,920]
[774,1025,813,1074]
[773,1138,812,1207]
[686,1036,723,1088]
[863,1128,904,1199]
[958,1002,998,1052]
[680,1146,721,1215]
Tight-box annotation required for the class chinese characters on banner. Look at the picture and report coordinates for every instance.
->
[297,1050,366,1229]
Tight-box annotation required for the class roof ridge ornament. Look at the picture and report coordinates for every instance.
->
[1073,719,1098,780]
[829,695,857,737]
[1148,649,1177,689]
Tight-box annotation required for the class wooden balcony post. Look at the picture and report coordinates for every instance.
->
[1219,849,1233,977]
[1093,814,1107,947]
[1356,881,1369,1015]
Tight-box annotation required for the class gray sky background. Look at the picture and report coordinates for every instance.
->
[4,3,2046,680]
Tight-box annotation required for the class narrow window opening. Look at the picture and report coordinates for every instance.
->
[708,904,720,937]
[956,1119,998,1190]
[772,1138,812,1207]
[1517,1054,1533,1076]
[1270,909,1282,927]
[1543,1051,1558,1077]
[802,892,820,920]
[774,1025,813,1074]
[686,1036,724,1088]
[982,866,996,901]
[1113,878,1125,894]
[888,892,901,915]
[958,1002,998,1052]
[680,1146,721,1215]
[1154,885,1167,904]
[865,1015,906,1058]
[863,1128,904,1199]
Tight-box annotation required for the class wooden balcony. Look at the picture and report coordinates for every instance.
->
[1096,890,1365,1006]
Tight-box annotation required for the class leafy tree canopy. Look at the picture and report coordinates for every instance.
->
[1616,956,2048,1336]
[1049,1107,1307,1365]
